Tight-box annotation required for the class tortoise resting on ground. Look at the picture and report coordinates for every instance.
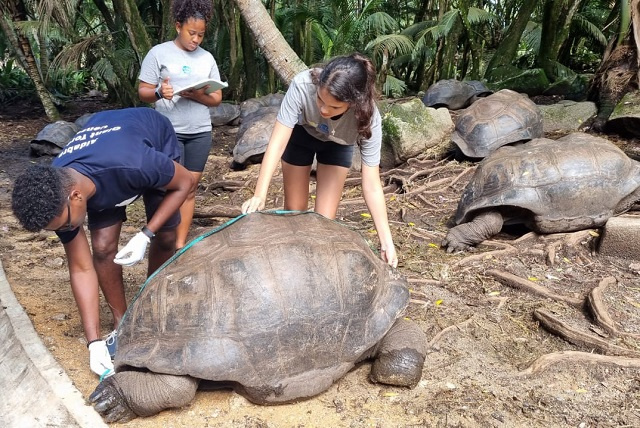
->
[451,89,543,159]
[441,132,640,252]
[90,211,428,422]
[422,79,492,110]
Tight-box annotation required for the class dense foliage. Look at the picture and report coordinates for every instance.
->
[0,0,628,119]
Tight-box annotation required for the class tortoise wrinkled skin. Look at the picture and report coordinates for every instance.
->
[422,79,492,110]
[443,133,640,251]
[91,211,427,421]
[451,89,543,159]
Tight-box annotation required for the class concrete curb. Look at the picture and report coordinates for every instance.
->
[0,260,107,427]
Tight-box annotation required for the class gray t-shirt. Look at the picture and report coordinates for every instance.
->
[277,70,382,166]
[139,41,220,134]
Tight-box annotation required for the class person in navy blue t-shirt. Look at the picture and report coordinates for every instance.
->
[11,107,194,379]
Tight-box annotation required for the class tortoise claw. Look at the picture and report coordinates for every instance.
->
[89,374,137,423]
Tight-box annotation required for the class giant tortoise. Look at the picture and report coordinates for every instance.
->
[451,89,543,159]
[442,133,640,252]
[422,79,492,110]
[29,120,79,156]
[90,211,427,422]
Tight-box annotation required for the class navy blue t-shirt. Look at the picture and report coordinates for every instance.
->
[53,107,180,240]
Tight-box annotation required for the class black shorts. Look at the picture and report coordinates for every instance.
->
[282,125,354,168]
[177,131,212,172]
[87,188,180,232]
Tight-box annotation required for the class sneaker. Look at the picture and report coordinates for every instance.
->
[104,329,117,359]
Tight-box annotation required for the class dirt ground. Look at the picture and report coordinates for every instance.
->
[1,97,640,428]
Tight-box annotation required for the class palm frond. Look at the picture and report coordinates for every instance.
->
[439,9,462,37]
[401,20,436,39]
[521,21,542,54]
[362,12,398,36]
[92,57,118,86]
[51,33,105,69]
[466,7,496,25]
[573,13,607,47]
[381,74,406,97]
[365,34,414,58]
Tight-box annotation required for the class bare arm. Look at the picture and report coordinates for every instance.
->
[242,121,293,213]
[139,78,174,103]
[63,227,102,342]
[361,163,398,267]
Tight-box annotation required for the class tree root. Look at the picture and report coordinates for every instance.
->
[518,350,640,376]
[587,277,640,340]
[193,205,242,218]
[486,269,584,308]
[203,179,247,192]
[540,230,594,265]
[453,242,517,267]
[427,316,475,350]
[534,308,640,358]
[407,278,443,286]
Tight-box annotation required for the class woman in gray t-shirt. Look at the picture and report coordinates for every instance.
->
[242,53,398,268]
[138,0,222,251]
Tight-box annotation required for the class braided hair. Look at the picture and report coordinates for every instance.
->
[311,53,378,139]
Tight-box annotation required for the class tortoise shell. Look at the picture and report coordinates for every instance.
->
[32,120,79,149]
[115,211,409,398]
[451,89,543,158]
[454,133,640,233]
[422,79,492,110]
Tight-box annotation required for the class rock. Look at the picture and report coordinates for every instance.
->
[538,100,597,134]
[606,90,640,138]
[598,214,640,260]
[379,98,454,166]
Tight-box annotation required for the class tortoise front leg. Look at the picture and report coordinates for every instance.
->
[441,210,504,252]
[368,318,427,388]
[90,371,199,422]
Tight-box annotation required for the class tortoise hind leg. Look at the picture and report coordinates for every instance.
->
[90,371,199,422]
[369,318,427,388]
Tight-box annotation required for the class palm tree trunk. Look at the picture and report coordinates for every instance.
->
[485,0,538,79]
[111,0,152,61]
[0,3,59,121]
[232,0,306,85]
[537,0,585,80]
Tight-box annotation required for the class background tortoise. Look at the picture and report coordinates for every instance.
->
[442,132,640,252]
[90,211,427,422]
[422,79,492,110]
[451,88,543,159]
[29,120,79,156]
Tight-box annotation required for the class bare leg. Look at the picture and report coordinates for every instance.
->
[148,228,176,276]
[282,160,312,211]
[175,171,202,249]
[91,223,127,330]
[314,163,349,219]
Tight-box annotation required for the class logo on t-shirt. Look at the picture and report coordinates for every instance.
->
[182,65,192,75]
[316,123,330,134]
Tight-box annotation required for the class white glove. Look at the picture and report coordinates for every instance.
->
[113,231,150,266]
[89,340,114,379]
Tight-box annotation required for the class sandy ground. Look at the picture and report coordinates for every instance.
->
[1,97,640,427]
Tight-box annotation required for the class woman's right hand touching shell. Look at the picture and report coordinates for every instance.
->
[242,196,265,214]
